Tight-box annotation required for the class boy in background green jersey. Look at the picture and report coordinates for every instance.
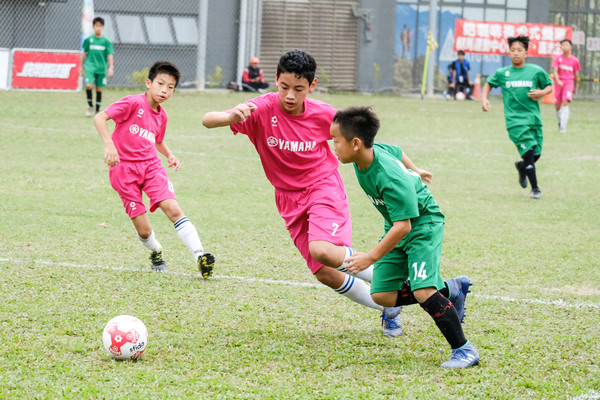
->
[79,17,114,117]
[330,106,479,369]
[481,36,553,199]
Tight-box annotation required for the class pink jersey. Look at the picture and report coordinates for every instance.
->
[230,92,338,191]
[105,93,167,161]
[551,55,580,81]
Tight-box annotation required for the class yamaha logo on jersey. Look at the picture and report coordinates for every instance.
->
[129,124,140,134]
[267,137,278,147]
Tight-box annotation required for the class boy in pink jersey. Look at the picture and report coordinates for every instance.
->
[203,49,403,336]
[94,61,215,277]
[552,39,580,133]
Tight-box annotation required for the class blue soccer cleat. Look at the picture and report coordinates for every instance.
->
[381,307,403,337]
[446,276,472,323]
[441,341,480,369]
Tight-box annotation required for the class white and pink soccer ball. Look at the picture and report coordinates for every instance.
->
[102,315,148,360]
[455,91,466,101]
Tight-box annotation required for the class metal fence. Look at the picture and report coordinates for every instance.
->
[0,0,599,96]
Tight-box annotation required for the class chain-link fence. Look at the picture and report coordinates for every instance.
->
[0,0,598,96]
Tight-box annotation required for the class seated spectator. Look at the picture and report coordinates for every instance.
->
[241,57,269,93]
[445,63,456,100]
[450,50,474,100]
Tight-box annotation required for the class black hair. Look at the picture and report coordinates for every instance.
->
[276,49,317,84]
[332,106,380,148]
[148,61,181,87]
[457,50,465,56]
[92,17,105,26]
[560,38,573,46]
[507,36,530,51]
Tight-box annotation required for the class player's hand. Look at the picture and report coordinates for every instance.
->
[108,67,114,78]
[229,102,258,123]
[416,169,433,184]
[527,89,545,101]
[79,67,84,77]
[167,155,180,171]
[481,98,491,112]
[344,252,375,274]
[557,79,563,87]
[104,143,120,168]
[573,86,577,95]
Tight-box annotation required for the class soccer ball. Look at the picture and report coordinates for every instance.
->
[455,91,466,101]
[102,315,148,360]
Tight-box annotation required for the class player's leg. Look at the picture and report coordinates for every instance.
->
[559,80,574,133]
[95,74,107,113]
[109,162,166,271]
[145,161,214,277]
[554,83,564,131]
[84,70,95,117]
[409,223,478,368]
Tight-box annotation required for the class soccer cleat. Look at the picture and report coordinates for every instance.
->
[441,341,480,369]
[150,250,167,272]
[197,252,215,279]
[383,306,402,320]
[446,276,472,323]
[381,310,403,337]
[529,188,542,199]
[515,161,527,188]
[86,107,94,117]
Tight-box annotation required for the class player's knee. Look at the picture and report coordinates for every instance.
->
[371,292,395,307]
[313,266,341,288]
[158,200,183,221]
[309,243,336,266]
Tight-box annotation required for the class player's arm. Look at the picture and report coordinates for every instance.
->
[481,82,493,112]
[552,66,562,87]
[345,220,412,274]
[93,111,120,167]
[79,52,87,76]
[107,54,114,78]
[202,102,257,128]
[401,152,432,184]
[156,141,179,171]
[573,70,579,94]
[450,69,456,87]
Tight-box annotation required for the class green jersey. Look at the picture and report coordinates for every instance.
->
[354,143,444,238]
[486,63,552,129]
[82,35,114,74]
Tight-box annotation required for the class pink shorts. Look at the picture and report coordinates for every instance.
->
[554,80,574,104]
[275,171,352,274]
[109,158,176,219]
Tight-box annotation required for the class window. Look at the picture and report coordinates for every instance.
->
[115,15,146,44]
[506,9,527,23]
[144,16,174,44]
[485,8,505,22]
[173,17,198,45]
[463,7,484,20]
[507,0,527,8]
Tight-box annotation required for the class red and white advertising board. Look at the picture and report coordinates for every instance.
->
[11,49,80,91]
[454,19,572,58]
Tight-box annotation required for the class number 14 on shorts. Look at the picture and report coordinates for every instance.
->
[412,262,428,280]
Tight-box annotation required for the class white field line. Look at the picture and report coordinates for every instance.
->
[2,257,600,310]
[570,390,600,400]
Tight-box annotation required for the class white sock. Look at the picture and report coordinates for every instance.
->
[137,231,161,252]
[334,274,383,311]
[337,246,374,283]
[174,216,204,259]
[561,105,569,130]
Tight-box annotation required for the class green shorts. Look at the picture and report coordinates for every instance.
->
[371,222,445,294]
[507,125,543,157]
[85,70,108,87]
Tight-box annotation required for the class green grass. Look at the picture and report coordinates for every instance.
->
[1,88,599,399]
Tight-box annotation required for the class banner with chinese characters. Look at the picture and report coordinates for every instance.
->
[454,19,572,58]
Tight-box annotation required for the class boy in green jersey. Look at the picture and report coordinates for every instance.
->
[482,36,553,199]
[330,106,479,369]
[79,17,114,117]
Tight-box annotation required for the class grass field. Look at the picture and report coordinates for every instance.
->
[1,88,599,399]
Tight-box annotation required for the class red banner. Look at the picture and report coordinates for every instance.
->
[453,19,572,58]
[11,50,80,90]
